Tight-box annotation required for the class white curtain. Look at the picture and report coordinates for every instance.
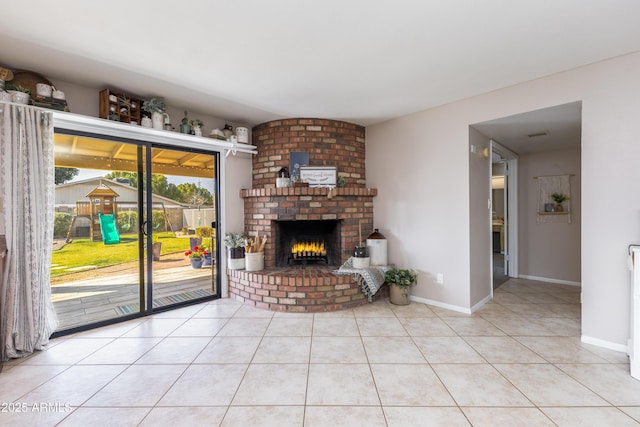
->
[0,103,58,362]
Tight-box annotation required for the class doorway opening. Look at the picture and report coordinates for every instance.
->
[491,141,518,290]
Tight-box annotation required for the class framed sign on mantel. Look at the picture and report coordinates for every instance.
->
[290,152,309,181]
[300,166,337,187]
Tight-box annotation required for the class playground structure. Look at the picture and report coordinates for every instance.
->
[65,182,175,243]
[64,182,120,243]
[98,212,120,244]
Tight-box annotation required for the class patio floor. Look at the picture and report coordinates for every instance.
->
[51,254,216,331]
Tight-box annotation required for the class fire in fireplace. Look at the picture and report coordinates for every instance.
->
[274,220,341,267]
[291,240,327,264]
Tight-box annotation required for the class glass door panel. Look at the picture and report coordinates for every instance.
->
[51,132,220,333]
[51,133,144,331]
[148,146,219,309]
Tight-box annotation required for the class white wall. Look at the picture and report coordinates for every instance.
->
[519,148,581,283]
[469,127,492,307]
[366,52,640,349]
[223,153,252,234]
[367,106,471,309]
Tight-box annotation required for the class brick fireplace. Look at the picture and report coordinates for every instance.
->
[227,118,379,312]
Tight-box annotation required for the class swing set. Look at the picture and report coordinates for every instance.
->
[117,202,175,235]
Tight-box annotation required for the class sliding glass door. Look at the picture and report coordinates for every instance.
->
[146,145,219,312]
[51,132,219,333]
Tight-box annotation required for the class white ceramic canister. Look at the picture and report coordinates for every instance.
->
[352,256,370,269]
[245,252,264,271]
[52,89,65,100]
[236,126,249,143]
[36,83,52,97]
[366,228,388,266]
[276,177,290,188]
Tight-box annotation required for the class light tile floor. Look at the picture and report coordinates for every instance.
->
[2,278,640,426]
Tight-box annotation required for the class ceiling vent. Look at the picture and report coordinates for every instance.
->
[527,131,549,138]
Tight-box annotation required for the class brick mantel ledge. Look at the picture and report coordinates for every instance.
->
[240,187,377,198]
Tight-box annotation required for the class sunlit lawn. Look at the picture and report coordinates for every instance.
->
[50,232,196,277]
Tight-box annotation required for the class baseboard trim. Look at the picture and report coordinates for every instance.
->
[518,274,581,287]
[410,295,471,315]
[581,335,628,353]
[471,294,493,313]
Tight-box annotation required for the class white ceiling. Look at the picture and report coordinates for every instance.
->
[473,101,582,156]
[1,1,639,128]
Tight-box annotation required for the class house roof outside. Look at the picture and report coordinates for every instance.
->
[85,182,119,198]
[55,177,189,208]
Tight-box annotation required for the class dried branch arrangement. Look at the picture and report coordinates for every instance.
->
[245,234,267,253]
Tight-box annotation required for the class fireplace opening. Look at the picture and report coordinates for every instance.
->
[274,220,342,267]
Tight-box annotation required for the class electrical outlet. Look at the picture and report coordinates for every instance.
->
[437,273,444,284]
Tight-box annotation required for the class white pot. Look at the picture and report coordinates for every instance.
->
[245,252,264,271]
[228,256,245,270]
[36,83,52,97]
[236,126,249,143]
[141,117,152,128]
[193,126,202,136]
[52,89,65,100]
[151,112,165,130]
[9,91,29,104]
[276,177,291,188]
[352,257,370,269]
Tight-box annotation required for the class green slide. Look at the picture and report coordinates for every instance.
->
[99,213,120,244]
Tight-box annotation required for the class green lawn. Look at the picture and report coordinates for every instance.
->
[51,232,205,277]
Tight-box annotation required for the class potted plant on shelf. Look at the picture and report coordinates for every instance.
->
[224,232,247,270]
[189,119,204,136]
[551,193,569,212]
[6,84,31,104]
[142,97,167,130]
[185,245,207,269]
[385,268,418,306]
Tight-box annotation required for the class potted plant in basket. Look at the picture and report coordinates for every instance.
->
[550,193,569,212]
[185,245,207,269]
[385,268,418,306]
[224,232,247,270]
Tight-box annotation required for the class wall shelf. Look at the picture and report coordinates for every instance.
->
[99,89,143,124]
[538,211,569,215]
